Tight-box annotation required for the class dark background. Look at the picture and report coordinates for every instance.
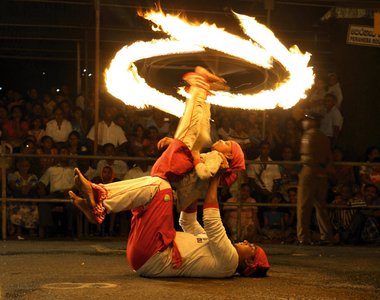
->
[0,0,379,158]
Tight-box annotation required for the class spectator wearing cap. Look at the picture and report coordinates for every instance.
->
[297,112,333,245]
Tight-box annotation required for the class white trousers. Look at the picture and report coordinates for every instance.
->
[102,176,171,213]
[174,87,211,151]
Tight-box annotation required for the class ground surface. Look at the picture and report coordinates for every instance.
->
[1,240,379,300]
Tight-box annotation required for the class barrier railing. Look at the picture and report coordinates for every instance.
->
[1,147,380,240]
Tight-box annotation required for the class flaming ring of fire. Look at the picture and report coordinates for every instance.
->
[106,10,314,117]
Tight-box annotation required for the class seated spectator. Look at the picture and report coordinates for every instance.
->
[66,130,85,168]
[7,158,39,238]
[0,104,8,130]
[37,146,76,238]
[278,145,300,198]
[42,92,56,119]
[246,112,262,153]
[281,118,301,156]
[247,141,282,202]
[28,116,46,144]
[59,100,72,120]
[144,109,170,138]
[20,138,38,174]
[368,157,380,191]
[124,150,152,180]
[70,106,89,146]
[217,116,233,140]
[7,90,24,111]
[114,113,129,140]
[229,119,251,155]
[359,146,380,190]
[265,113,283,159]
[329,184,365,244]
[328,147,357,199]
[45,106,73,143]
[95,143,128,180]
[27,102,47,124]
[261,193,287,242]
[345,184,380,244]
[223,183,260,242]
[2,105,29,152]
[86,104,128,153]
[36,135,58,177]
[127,123,145,157]
[142,125,160,157]
[92,166,122,236]
[320,93,343,147]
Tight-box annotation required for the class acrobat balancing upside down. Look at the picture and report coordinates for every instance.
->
[69,66,270,278]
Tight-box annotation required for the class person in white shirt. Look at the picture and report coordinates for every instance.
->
[86,104,128,153]
[70,168,269,278]
[327,73,343,109]
[38,146,76,237]
[123,150,152,180]
[95,143,128,180]
[320,93,343,147]
[247,141,282,202]
[45,106,73,143]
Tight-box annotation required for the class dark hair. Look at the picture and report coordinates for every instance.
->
[250,268,268,278]
[10,105,25,120]
[103,143,115,151]
[364,183,379,195]
[40,135,54,143]
[287,187,297,194]
[365,146,379,160]
[259,140,271,148]
[68,130,81,140]
[30,116,45,130]
[132,123,144,134]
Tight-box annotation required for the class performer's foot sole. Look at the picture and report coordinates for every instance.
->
[74,168,96,209]
[194,66,230,91]
[69,191,96,224]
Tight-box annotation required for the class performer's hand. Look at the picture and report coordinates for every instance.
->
[157,137,173,150]
[191,150,201,161]
[218,152,229,169]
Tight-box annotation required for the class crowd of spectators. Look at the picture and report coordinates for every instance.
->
[0,72,379,245]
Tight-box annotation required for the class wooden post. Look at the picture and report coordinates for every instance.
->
[94,0,100,155]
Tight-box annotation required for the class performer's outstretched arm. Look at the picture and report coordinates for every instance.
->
[179,200,205,236]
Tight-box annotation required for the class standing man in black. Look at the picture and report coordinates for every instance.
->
[297,113,333,245]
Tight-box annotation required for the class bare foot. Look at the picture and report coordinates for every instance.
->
[194,66,230,91]
[74,168,96,208]
[69,191,96,224]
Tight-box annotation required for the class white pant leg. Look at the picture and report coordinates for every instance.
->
[102,176,171,213]
[174,87,211,151]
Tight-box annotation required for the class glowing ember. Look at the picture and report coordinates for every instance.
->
[105,9,314,115]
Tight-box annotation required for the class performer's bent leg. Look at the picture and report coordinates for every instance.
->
[70,168,170,223]
[174,85,210,151]
[174,67,228,152]
[102,176,171,213]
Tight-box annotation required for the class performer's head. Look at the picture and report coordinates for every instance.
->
[211,140,245,173]
[234,240,270,277]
